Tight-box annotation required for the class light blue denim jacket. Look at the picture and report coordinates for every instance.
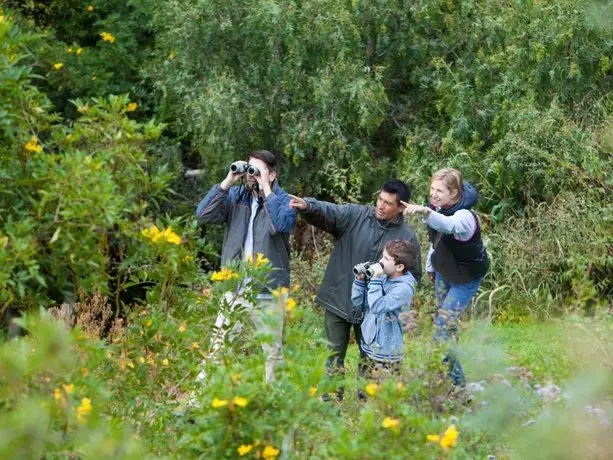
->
[351,273,416,362]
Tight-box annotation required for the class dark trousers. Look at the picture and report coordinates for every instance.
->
[324,309,368,374]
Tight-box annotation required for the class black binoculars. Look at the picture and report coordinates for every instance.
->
[230,161,260,176]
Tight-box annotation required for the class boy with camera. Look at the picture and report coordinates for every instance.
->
[351,240,417,377]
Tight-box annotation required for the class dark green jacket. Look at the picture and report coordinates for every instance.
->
[301,199,422,322]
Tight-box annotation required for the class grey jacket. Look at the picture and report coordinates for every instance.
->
[196,182,296,289]
[300,199,422,322]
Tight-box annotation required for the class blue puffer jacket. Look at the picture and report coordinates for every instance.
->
[351,273,416,362]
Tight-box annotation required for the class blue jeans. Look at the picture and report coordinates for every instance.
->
[433,272,482,386]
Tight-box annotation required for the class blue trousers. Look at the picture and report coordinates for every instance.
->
[433,272,482,386]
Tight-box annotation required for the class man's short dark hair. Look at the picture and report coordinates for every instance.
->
[249,150,277,172]
[385,240,417,274]
[381,179,411,204]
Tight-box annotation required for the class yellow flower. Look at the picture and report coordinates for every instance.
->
[53,388,63,400]
[67,47,73,53]
[54,62,63,70]
[178,324,186,333]
[25,136,43,153]
[286,298,296,312]
[211,398,229,408]
[382,417,400,430]
[76,48,83,55]
[141,225,162,242]
[211,267,239,282]
[238,444,253,456]
[271,287,289,298]
[160,227,181,244]
[365,383,378,397]
[190,342,200,350]
[440,424,459,450]
[168,51,175,60]
[162,358,169,366]
[247,252,269,268]
[127,102,138,112]
[76,397,92,424]
[427,434,441,443]
[87,5,94,12]
[100,32,116,43]
[62,383,74,394]
[232,396,248,407]
[308,387,317,397]
[262,446,280,459]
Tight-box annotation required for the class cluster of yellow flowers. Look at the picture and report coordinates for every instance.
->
[141,225,182,245]
[66,47,84,55]
[211,267,239,282]
[127,102,138,112]
[237,442,279,459]
[271,286,297,312]
[382,416,400,430]
[427,424,459,451]
[100,32,116,43]
[211,396,249,409]
[76,397,92,424]
[24,136,43,152]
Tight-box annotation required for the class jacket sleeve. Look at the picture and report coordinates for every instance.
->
[196,184,232,224]
[425,209,477,241]
[300,199,360,238]
[408,233,423,282]
[263,191,297,235]
[351,278,368,309]
[367,279,414,316]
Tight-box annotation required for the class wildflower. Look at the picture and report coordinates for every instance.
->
[286,298,296,312]
[247,252,269,268]
[211,267,239,282]
[53,388,63,400]
[160,227,181,244]
[365,383,378,397]
[382,417,400,430]
[427,424,459,451]
[100,32,116,43]
[440,425,459,450]
[262,446,280,459]
[162,358,169,366]
[54,62,63,70]
[238,444,253,456]
[127,102,137,112]
[87,5,94,11]
[271,287,289,297]
[141,225,162,242]
[232,396,248,407]
[62,384,74,394]
[67,47,73,53]
[211,398,229,408]
[190,342,200,350]
[25,136,42,153]
[309,387,317,397]
[76,48,83,55]
[178,324,186,333]
[76,398,92,424]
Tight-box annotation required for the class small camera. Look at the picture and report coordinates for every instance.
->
[230,161,249,174]
[353,261,382,279]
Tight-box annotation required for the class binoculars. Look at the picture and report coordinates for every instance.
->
[230,161,261,177]
[353,261,383,279]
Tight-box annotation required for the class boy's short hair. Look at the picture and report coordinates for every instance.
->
[385,240,416,274]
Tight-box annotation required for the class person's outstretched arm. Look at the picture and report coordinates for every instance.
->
[289,195,359,239]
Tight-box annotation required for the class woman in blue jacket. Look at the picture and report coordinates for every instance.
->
[402,168,489,387]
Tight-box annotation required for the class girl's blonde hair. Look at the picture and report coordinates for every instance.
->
[432,168,463,204]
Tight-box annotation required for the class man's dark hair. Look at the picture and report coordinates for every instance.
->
[249,150,277,172]
[385,240,417,274]
[381,179,411,204]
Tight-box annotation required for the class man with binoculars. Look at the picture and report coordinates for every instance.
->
[289,180,421,399]
[196,150,296,384]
